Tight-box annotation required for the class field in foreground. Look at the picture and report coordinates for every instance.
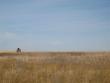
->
[0,52,110,83]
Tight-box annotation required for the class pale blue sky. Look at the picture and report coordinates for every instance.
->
[0,0,110,51]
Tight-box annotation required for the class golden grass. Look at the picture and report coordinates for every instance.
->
[0,51,16,53]
[0,52,110,83]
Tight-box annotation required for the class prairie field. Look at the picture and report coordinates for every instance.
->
[0,52,110,83]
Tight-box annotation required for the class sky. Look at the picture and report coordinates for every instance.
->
[0,0,110,51]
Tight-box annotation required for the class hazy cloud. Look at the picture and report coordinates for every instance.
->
[0,32,16,39]
[50,40,64,46]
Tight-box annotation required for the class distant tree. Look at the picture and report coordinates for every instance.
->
[16,48,21,54]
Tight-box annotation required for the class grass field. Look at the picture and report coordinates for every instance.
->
[0,52,110,83]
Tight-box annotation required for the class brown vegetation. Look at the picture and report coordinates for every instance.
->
[0,52,110,83]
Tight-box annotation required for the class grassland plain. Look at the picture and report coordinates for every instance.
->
[0,52,110,83]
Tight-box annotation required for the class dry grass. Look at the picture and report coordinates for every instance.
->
[0,52,110,83]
